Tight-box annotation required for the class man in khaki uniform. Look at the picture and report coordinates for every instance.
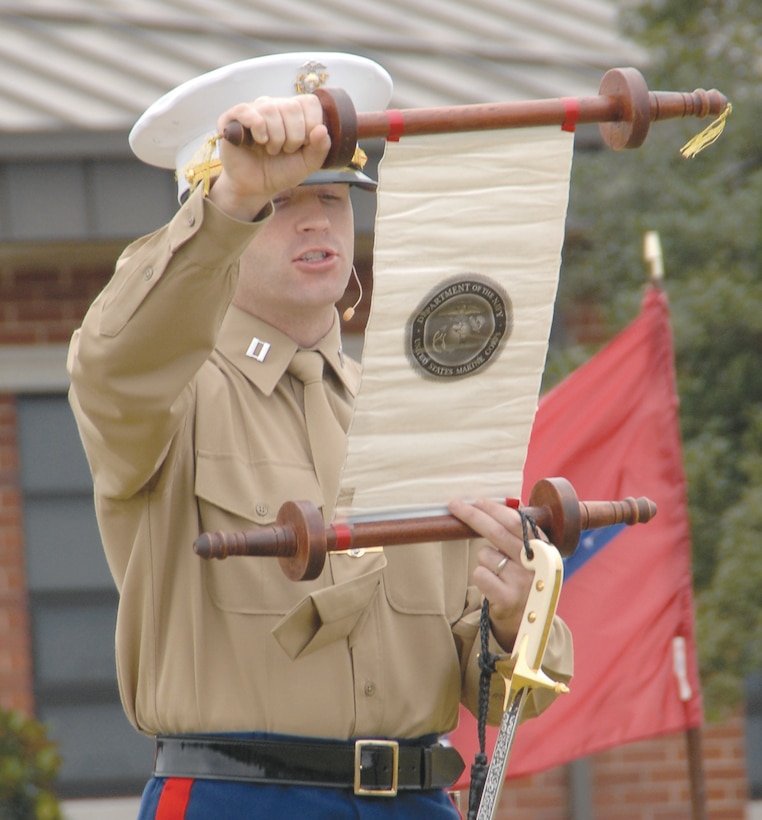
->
[68,53,572,819]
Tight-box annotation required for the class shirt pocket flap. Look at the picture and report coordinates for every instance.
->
[195,450,323,526]
[382,539,469,624]
[195,451,327,614]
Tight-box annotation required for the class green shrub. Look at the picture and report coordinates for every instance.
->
[0,708,61,820]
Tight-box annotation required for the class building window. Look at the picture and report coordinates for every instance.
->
[18,394,152,798]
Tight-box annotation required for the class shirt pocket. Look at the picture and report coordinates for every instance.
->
[195,450,328,614]
[381,539,470,624]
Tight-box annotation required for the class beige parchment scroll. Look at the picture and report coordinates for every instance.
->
[337,126,574,520]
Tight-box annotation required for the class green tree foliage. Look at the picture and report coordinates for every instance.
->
[0,708,61,820]
[551,0,762,716]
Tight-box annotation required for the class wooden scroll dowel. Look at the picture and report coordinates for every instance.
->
[222,67,728,162]
[194,476,657,581]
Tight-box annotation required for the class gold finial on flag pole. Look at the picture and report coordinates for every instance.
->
[644,230,664,282]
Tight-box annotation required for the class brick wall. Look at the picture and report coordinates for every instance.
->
[0,253,114,714]
[0,254,112,346]
[0,393,33,714]
[0,251,752,816]
[486,717,749,819]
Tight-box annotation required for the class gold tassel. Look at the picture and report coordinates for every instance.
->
[179,135,223,195]
[179,138,369,193]
[680,103,732,158]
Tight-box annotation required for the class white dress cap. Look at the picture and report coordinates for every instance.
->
[128,52,393,201]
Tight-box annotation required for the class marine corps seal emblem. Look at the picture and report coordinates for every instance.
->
[295,61,329,94]
[406,274,513,379]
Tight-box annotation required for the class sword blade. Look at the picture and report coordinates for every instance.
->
[475,688,527,820]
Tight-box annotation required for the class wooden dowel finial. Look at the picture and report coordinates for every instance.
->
[221,67,729,159]
[193,477,657,581]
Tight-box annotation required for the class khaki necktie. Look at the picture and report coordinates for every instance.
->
[288,350,346,521]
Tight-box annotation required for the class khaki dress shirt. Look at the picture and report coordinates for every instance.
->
[67,186,572,740]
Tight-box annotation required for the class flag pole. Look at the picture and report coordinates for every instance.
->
[643,231,664,284]
[643,231,707,820]
[686,728,708,820]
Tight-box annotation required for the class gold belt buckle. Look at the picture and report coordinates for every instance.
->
[353,739,400,796]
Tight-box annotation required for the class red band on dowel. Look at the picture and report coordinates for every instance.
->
[561,97,579,133]
[505,498,521,510]
[386,110,405,142]
[332,523,353,551]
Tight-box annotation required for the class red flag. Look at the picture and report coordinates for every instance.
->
[451,285,702,782]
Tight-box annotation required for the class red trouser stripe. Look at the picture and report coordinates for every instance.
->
[156,777,194,819]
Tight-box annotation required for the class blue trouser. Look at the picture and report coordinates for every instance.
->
[138,776,462,818]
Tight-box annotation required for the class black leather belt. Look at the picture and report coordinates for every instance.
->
[153,734,465,797]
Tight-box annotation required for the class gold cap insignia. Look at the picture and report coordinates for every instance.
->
[295,61,329,94]
[349,146,368,171]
